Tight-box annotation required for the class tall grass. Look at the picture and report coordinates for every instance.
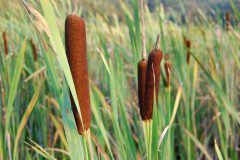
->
[0,0,240,159]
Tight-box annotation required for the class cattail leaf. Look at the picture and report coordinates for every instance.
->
[25,139,56,160]
[214,139,224,160]
[62,83,85,159]
[119,98,137,159]
[169,87,182,127]
[183,129,213,160]
[49,113,68,148]
[13,80,44,159]
[151,88,158,160]
[90,89,114,159]
[230,0,240,21]
[158,126,169,148]
[5,39,27,133]
[39,0,82,124]
[36,22,85,160]
[191,53,240,125]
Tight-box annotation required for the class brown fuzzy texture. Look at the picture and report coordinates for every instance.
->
[30,39,37,62]
[142,49,163,120]
[2,32,8,55]
[226,11,230,31]
[65,13,91,135]
[137,59,147,120]
[184,38,191,65]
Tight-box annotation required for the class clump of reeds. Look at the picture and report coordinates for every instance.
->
[142,35,163,120]
[2,32,8,55]
[164,54,172,88]
[225,11,230,31]
[65,13,91,135]
[30,39,37,62]
[184,36,191,65]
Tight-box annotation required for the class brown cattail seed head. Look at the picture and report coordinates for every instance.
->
[164,54,172,88]
[184,38,191,64]
[225,11,230,31]
[185,39,191,49]
[142,49,163,120]
[65,13,91,135]
[30,39,37,62]
[2,32,8,55]
[138,59,147,120]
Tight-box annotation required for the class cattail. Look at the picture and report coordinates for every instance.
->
[138,59,147,119]
[65,13,91,135]
[30,39,37,62]
[138,0,148,120]
[164,54,172,88]
[2,32,8,55]
[184,37,191,65]
[225,11,230,31]
[142,35,163,120]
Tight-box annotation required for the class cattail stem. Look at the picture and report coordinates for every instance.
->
[2,32,8,55]
[141,0,147,59]
[140,0,147,60]
[74,0,78,14]
[65,13,91,135]
[165,87,173,159]
[154,34,160,51]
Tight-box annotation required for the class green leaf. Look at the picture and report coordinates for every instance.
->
[5,39,27,133]
[214,139,224,160]
[13,80,44,159]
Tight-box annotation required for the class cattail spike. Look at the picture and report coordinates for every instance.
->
[138,59,147,119]
[184,37,191,65]
[142,35,163,120]
[2,32,8,55]
[30,39,37,62]
[65,13,91,135]
[225,11,230,31]
[143,49,162,120]
[164,54,172,88]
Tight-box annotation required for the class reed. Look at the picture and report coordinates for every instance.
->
[65,13,91,135]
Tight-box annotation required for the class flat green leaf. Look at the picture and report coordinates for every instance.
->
[5,39,27,133]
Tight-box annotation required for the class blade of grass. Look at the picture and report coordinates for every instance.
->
[183,129,213,160]
[39,0,83,128]
[13,79,44,159]
[214,139,224,160]
[5,39,27,133]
